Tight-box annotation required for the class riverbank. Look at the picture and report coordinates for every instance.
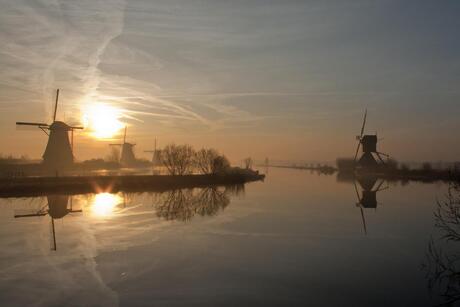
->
[0,171,265,198]
[337,168,460,183]
[267,163,460,183]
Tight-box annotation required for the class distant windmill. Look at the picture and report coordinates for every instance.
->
[16,89,83,169]
[144,138,160,165]
[353,110,390,169]
[353,177,388,235]
[14,195,82,251]
[110,126,136,166]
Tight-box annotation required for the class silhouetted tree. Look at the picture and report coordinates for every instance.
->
[195,148,219,174]
[159,144,195,175]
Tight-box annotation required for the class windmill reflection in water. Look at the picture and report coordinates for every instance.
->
[353,176,389,235]
[14,195,82,251]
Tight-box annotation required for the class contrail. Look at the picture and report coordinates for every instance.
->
[82,0,127,103]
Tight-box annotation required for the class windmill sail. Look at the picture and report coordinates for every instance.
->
[354,110,367,162]
[53,89,59,122]
[16,122,49,127]
[50,218,57,251]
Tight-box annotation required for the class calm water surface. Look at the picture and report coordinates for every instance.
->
[0,168,455,306]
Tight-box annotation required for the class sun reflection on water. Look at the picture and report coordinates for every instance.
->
[91,193,123,217]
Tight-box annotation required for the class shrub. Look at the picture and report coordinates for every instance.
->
[212,155,230,174]
[422,162,433,172]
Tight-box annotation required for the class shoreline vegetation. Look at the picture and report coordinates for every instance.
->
[0,145,265,197]
[262,158,460,183]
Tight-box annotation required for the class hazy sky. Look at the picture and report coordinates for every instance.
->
[1,0,459,162]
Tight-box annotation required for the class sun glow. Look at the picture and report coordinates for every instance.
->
[91,193,123,217]
[83,104,124,138]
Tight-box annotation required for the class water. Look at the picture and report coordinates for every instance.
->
[0,168,456,306]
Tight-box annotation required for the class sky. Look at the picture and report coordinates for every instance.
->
[0,0,459,163]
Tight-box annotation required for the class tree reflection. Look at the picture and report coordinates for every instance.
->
[423,183,460,306]
[155,185,244,222]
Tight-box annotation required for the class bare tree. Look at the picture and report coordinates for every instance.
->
[195,148,219,174]
[243,157,253,170]
[158,144,195,175]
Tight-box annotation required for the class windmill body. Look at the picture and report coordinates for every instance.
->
[43,121,74,168]
[120,143,136,165]
[358,135,379,168]
[144,138,160,164]
[110,126,137,166]
[16,89,83,170]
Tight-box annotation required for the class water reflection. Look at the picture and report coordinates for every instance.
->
[90,192,123,217]
[423,183,460,305]
[1,168,454,306]
[155,185,244,222]
[10,184,245,251]
[352,176,388,234]
[14,195,81,250]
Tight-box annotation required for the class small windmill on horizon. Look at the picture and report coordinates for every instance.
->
[110,126,136,166]
[16,89,83,169]
[353,109,390,169]
[144,138,161,165]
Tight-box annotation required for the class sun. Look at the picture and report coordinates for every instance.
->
[82,104,124,138]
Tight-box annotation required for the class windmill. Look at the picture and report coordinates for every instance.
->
[144,138,160,165]
[14,195,82,250]
[110,126,136,166]
[16,89,83,169]
[353,110,390,169]
[353,176,388,235]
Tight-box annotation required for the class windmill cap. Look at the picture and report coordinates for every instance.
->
[49,121,71,131]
